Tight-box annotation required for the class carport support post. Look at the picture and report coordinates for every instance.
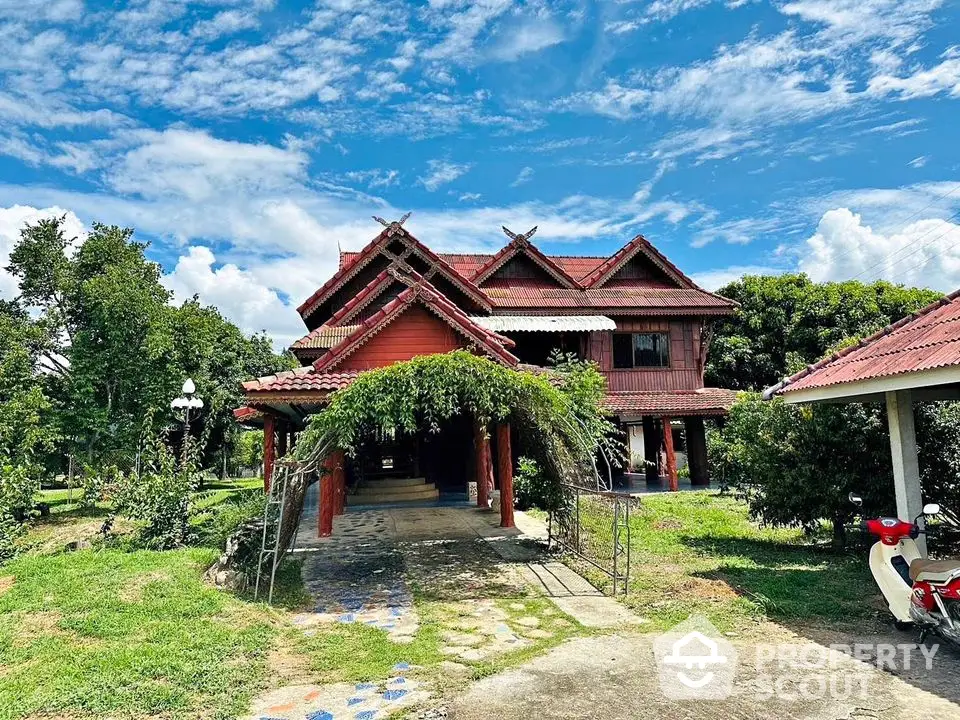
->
[497,423,514,528]
[663,416,679,492]
[885,390,926,556]
[263,414,276,495]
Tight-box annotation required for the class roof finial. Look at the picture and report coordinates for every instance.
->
[373,212,412,228]
[501,225,538,244]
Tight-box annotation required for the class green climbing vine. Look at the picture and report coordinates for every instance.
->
[292,350,618,506]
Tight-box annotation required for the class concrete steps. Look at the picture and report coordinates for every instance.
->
[349,477,439,505]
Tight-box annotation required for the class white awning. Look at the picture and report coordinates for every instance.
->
[469,315,616,332]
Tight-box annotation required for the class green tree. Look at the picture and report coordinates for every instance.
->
[707,275,942,390]
[709,393,894,547]
[0,302,58,545]
[7,216,291,468]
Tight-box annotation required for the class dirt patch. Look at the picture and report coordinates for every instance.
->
[13,611,68,647]
[672,576,740,600]
[266,636,314,685]
[653,519,682,530]
[118,571,174,602]
[0,576,14,595]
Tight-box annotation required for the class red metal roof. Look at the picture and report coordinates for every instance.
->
[581,233,695,289]
[482,286,733,313]
[471,231,583,289]
[774,290,959,395]
[603,388,738,416]
[300,225,490,321]
[343,251,610,283]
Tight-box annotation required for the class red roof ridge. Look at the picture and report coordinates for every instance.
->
[311,278,518,372]
[766,289,959,397]
[298,225,490,321]
[582,233,694,289]
[472,232,584,289]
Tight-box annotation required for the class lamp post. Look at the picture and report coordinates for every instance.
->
[170,378,203,466]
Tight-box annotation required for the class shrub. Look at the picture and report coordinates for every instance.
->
[709,393,892,547]
[0,462,40,521]
[513,456,565,511]
[194,490,265,550]
[111,433,200,549]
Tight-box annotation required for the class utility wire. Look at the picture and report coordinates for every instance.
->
[826,181,960,269]
[850,207,960,281]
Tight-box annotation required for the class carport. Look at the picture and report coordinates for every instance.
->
[764,289,960,556]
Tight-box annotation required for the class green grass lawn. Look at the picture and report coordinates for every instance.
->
[569,491,878,633]
[0,547,276,720]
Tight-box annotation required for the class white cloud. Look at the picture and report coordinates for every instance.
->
[510,166,534,187]
[418,160,471,191]
[459,192,482,201]
[190,10,260,40]
[343,169,400,188]
[163,246,305,349]
[108,127,309,201]
[0,205,86,300]
[868,59,960,100]
[908,155,929,168]
[798,207,960,290]
[490,18,564,61]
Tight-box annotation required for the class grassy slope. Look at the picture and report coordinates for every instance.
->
[572,491,877,632]
[0,548,275,720]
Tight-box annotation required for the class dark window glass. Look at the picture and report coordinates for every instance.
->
[634,332,670,367]
[612,333,634,368]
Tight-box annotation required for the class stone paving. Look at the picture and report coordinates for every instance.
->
[248,484,652,720]
[246,663,429,720]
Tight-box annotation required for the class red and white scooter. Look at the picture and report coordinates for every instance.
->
[850,493,960,645]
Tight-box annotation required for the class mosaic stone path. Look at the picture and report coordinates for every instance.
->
[247,663,428,720]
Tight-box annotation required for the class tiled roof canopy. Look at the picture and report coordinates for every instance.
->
[603,388,738,416]
[768,290,959,397]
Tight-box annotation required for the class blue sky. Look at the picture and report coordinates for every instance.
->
[0,0,958,347]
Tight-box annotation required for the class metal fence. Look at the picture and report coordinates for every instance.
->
[548,483,632,595]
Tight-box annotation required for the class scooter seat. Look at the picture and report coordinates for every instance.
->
[909,558,960,584]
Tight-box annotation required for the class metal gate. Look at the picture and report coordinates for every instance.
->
[548,483,632,595]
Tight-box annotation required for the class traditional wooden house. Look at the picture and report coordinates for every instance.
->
[236,219,737,524]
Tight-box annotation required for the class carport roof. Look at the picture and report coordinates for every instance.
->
[765,289,960,403]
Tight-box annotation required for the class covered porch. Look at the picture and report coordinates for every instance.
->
[604,387,737,492]
[234,375,521,538]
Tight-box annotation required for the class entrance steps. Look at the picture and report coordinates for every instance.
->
[350,477,439,505]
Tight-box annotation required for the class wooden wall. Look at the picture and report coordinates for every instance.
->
[340,305,465,371]
[586,318,703,391]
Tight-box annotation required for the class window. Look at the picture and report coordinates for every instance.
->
[612,332,670,368]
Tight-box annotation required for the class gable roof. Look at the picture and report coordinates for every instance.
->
[332,229,736,316]
[471,228,583,289]
[298,224,490,322]
[311,278,519,372]
[581,233,695,289]
[765,290,960,399]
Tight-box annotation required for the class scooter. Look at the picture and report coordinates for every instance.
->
[849,492,960,645]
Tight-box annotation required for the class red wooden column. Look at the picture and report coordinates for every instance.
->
[474,419,489,508]
[496,423,515,528]
[319,453,336,537]
[332,450,346,516]
[663,416,679,492]
[263,414,276,494]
